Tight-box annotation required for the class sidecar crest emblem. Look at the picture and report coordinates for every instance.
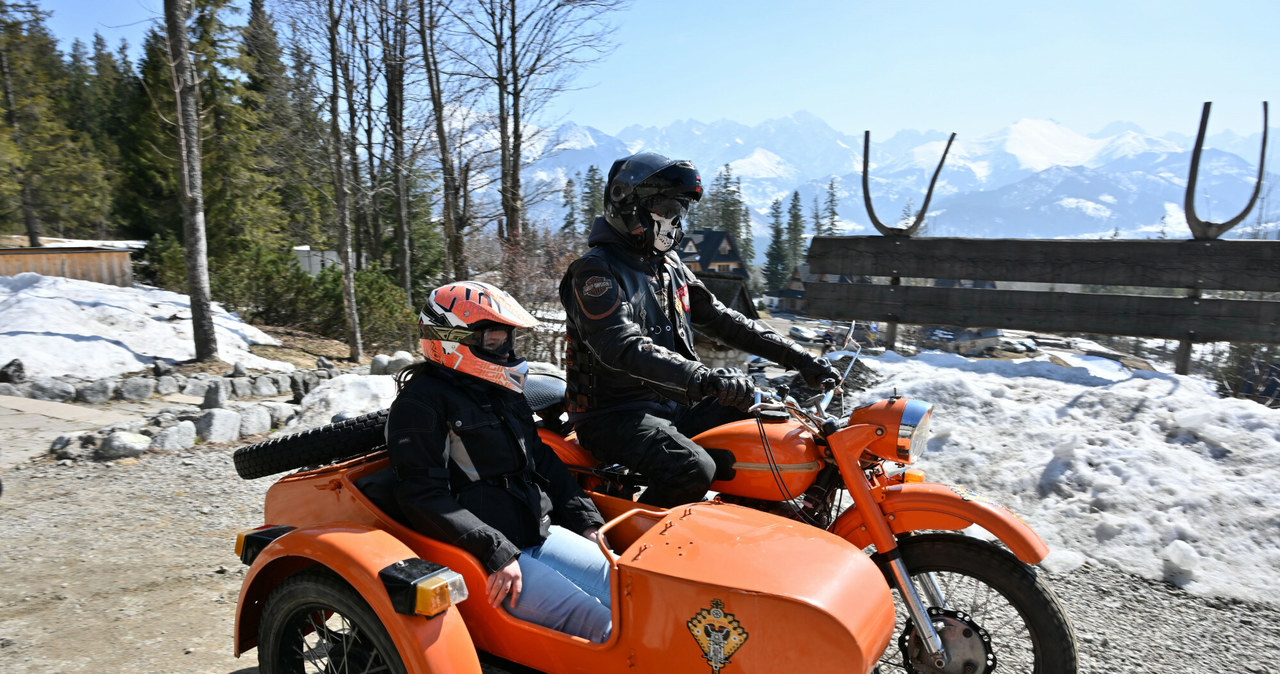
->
[687,598,749,673]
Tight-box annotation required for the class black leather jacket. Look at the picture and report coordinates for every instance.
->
[559,217,811,416]
[384,365,604,572]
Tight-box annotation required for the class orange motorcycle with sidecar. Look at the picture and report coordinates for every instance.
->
[233,341,1077,673]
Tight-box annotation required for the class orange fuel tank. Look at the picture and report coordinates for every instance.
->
[695,419,823,501]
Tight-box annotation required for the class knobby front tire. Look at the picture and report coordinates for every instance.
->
[876,533,1078,674]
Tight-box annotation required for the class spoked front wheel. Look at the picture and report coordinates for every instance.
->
[258,569,408,674]
[876,533,1077,674]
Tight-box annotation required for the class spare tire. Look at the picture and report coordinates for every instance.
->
[233,409,390,479]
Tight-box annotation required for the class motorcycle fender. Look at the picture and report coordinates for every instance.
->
[831,483,1050,564]
[234,523,481,674]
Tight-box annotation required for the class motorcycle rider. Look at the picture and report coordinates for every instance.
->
[559,152,840,508]
[386,281,612,643]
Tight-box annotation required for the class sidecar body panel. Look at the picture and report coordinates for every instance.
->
[830,481,1050,563]
[234,523,482,673]
[241,452,895,673]
[615,500,895,673]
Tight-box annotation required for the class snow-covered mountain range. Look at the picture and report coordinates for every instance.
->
[526,111,1278,254]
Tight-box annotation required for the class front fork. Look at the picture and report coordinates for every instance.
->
[880,548,950,670]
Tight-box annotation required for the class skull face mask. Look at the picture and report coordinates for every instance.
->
[642,197,688,253]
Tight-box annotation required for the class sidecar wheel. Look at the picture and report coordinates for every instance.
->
[876,533,1078,674]
[258,569,408,674]
[233,408,389,479]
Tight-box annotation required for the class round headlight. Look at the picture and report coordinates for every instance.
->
[897,400,934,463]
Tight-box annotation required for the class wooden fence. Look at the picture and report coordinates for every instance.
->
[0,247,134,287]
[804,236,1280,374]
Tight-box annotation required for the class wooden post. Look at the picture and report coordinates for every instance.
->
[1175,288,1202,375]
[885,276,901,351]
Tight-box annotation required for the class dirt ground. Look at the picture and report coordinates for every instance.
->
[0,328,521,674]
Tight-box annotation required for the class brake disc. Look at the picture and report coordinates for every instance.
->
[897,606,996,674]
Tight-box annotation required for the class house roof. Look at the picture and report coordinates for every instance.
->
[682,230,748,278]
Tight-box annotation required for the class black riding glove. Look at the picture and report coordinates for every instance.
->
[796,356,841,390]
[689,368,755,410]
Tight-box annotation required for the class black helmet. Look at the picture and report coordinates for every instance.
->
[603,152,702,254]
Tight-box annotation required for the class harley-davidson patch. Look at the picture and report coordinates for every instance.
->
[583,276,613,298]
[687,599,748,673]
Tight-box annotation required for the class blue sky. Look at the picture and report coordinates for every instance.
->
[41,0,1279,139]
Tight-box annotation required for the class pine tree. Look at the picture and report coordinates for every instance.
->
[579,165,604,234]
[0,4,111,242]
[561,174,578,234]
[786,190,804,273]
[822,179,839,235]
[245,0,330,248]
[811,194,821,238]
[763,198,788,290]
[192,0,285,257]
[115,27,180,241]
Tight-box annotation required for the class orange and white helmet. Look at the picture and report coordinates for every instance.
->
[419,281,540,392]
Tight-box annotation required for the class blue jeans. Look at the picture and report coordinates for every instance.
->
[502,526,613,643]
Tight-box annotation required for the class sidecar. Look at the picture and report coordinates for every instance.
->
[233,450,895,673]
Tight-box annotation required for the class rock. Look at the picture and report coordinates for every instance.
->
[25,378,76,402]
[230,377,253,398]
[149,412,180,429]
[120,376,156,401]
[149,421,196,451]
[195,409,242,444]
[0,382,21,397]
[181,378,209,399]
[76,379,119,404]
[370,354,391,376]
[386,351,416,375]
[251,376,278,397]
[260,402,297,429]
[239,405,272,437]
[52,433,97,461]
[97,431,152,460]
[271,373,291,392]
[316,356,336,370]
[156,375,180,395]
[0,358,25,384]
[314,368,331,381]
[152,360,175,377]
[290,371,320,404]
[201,380,228,409]
[230,362,249,378]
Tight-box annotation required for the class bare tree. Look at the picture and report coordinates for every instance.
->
[163,0,218,362]
[0,1,43,247]
[448,0,624,242]
[380,0,413,305]
[326,0,363,361]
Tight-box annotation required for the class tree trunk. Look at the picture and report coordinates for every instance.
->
[506,0,524,241]
[0,45,41,248]
[328,0,363,362]
[491,2,512,243]
[163,0,218,362]
[385,0,412,306]
[417,0,465,280]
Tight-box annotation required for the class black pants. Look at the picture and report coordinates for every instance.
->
[573,400,748,508]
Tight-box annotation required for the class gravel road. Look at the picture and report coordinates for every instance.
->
[2,436,1279,673]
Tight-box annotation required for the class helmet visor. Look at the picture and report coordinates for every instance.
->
[421,324,515,358]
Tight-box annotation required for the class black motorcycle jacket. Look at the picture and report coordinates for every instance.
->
[385,365,604,573]
[559,217,813,415]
